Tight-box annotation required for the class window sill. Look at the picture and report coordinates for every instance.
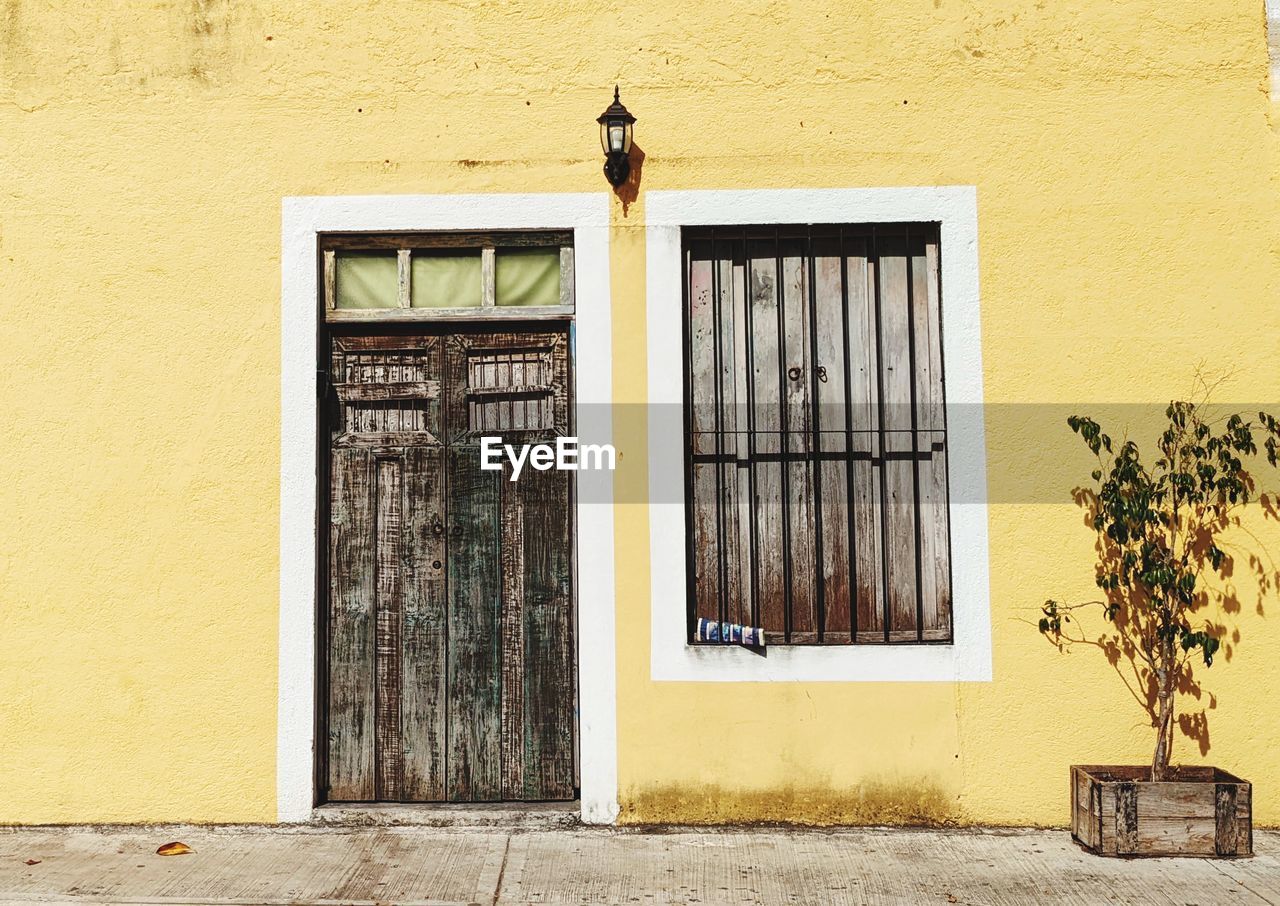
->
[687,632,954,647]
[659,639,982,683]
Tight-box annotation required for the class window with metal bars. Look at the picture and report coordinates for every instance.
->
[682,224,953,645]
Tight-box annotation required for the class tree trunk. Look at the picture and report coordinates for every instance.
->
[1152,638,1175,781]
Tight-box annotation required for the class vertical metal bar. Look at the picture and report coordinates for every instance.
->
[806,227,826,642]
[743,231,761,631]
[906,225,925,641]
[839,227,858,644]
[681,239,698,642]
[710,228,729,630]
[933,229,956,641]
[775,227,794,643]
[870,227,891,643]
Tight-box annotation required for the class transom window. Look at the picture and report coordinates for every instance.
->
[682,224,952,645]
[321,231,574,321]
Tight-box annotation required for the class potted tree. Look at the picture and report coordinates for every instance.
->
[1039,398,1280,857]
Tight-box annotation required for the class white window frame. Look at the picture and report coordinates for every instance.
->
[280,193,617,823]
[646,187,993,682]
[1269,0,1280,102]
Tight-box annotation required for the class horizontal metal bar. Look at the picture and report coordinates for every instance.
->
[690,447,944,465]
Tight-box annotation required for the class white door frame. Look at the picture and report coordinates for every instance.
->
[278,193,618,823]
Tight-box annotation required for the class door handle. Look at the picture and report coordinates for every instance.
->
[787,366,802,382]
[816,365,828,383]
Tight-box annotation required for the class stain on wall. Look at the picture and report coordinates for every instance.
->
[622,780,964,827]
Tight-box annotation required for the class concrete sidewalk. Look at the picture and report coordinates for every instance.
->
[0,824,1276,905]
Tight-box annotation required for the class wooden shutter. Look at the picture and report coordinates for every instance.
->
[684,226,952,644]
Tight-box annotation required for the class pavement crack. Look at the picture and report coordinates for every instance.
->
[489,833,512,906]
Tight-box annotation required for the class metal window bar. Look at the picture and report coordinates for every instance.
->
[775,229,794,644]
[710,228,729,631]
[839,226,858,643]
[742,231,762,633]
[870,227,892,643]
[906,225,925,642]
[805,226,827,643]
[681,245,698,643]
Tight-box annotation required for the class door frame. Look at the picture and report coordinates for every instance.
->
[279,193,617,823]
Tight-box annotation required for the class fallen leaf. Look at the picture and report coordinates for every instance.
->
[156,842,194,856]
[23,859,40,866]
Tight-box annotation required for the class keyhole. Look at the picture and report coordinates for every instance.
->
[432,559,442,570]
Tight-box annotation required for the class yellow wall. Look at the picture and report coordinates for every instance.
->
[2,1,1278,825]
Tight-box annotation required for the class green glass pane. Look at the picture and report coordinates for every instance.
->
[334,253,398,309]
[411,251,483,308]
[496,248,561,307]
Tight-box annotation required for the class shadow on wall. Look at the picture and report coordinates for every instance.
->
[1050,487,1280,759]
[615,143,645,216]
[619,779,964,827]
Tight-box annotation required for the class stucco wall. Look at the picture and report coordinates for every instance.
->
[2,1,1278,825]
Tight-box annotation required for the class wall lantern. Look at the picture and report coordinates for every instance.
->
[597,85,636,187]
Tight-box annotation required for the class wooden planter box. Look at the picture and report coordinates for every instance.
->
[1071,765,1252,857]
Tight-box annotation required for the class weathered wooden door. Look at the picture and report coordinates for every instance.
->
[324,328,575,803]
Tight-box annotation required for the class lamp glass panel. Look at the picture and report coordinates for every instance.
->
[496,248,561,307]
[334,252,398,309]
[410,250,483,308]
[622,122,633,153]
[600,121,610,154]
[609,124,625,152]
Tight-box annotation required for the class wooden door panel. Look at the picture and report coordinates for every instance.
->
[373,457,405,800]
[444,327,573,802]
[445,444,503,801]
[506,463,575,800]
[326,327,575,804]
[327,447,376,800]
[401,445,448,800]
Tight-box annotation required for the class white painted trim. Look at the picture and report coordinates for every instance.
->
[280,193,618,823]
[1268,0,1280,103]
[645,187,992,682]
